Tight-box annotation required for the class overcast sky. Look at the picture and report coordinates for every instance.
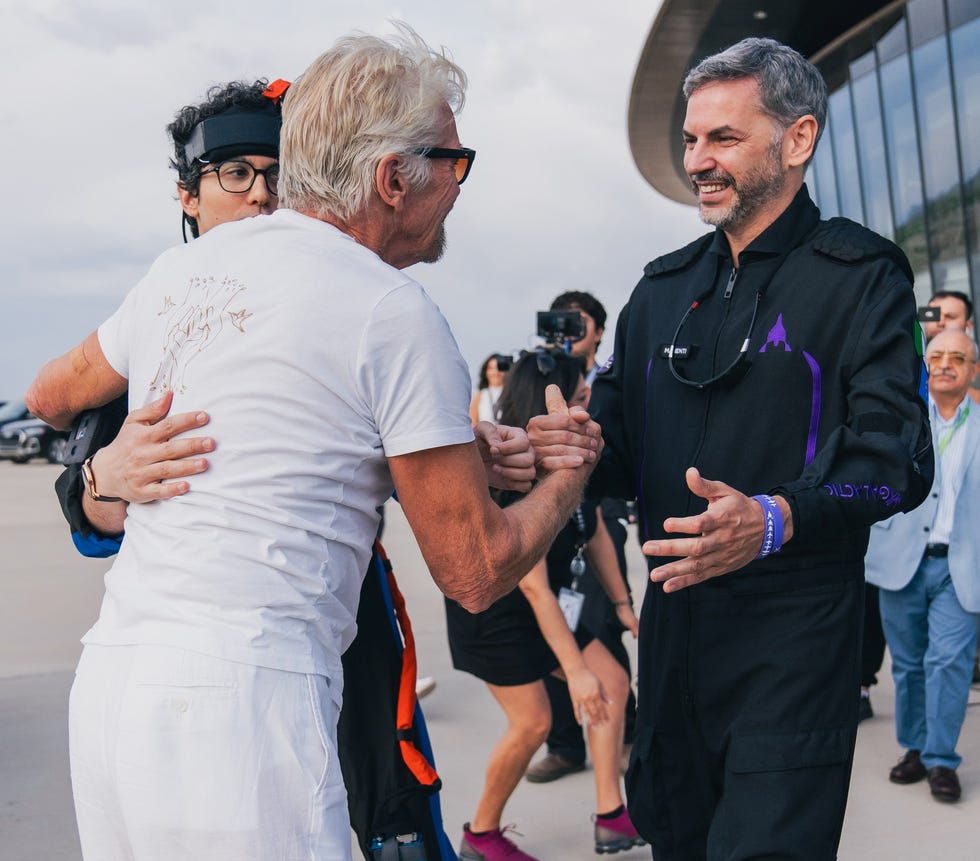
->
[1,0,704,402]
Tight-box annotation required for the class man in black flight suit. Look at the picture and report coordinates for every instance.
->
[588,37,933,861]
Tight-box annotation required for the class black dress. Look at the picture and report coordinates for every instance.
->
[445,503,597,686]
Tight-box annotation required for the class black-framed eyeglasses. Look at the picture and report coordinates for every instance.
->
[199,160,280,195]
[415,146,476,185]
[667,290,762,389]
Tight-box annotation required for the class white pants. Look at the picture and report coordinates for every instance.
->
[69,644,352,861]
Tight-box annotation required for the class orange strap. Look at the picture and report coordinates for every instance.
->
[374,539,441,788]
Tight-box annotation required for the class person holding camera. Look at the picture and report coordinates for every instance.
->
[525,292,638,785]
[549,291,606,384]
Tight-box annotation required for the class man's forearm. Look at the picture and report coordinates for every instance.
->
[390,441,594,614]
[27,332,127,430]
[446,466,591,612]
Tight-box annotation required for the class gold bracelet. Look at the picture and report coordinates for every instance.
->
[81,455,124,503]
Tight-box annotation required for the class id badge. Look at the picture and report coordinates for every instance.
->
[558,586,585,632]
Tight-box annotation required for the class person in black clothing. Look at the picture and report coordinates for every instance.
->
[532,37,933,861]
[526,291,638,784]
[859,582,887,722]
[446,351,642,860]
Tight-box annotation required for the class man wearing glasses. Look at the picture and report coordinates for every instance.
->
[578,37,933,859]
[28,26,600,861]
[58,78,287,551]
[865,329,980,805]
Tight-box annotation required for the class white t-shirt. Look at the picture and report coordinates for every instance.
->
[88,209,474,701]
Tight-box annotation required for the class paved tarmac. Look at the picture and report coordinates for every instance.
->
[1,462,978,859]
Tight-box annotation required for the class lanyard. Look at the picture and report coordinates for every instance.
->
[937,403,970,458]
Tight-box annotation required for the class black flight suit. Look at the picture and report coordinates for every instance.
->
[589,186,933,861]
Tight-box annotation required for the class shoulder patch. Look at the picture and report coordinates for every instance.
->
[643,233,714,278]
[812,217,913,282]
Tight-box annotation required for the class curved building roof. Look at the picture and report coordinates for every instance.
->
[629,0,896,203]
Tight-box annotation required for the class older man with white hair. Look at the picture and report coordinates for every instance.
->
[27,25,600,861]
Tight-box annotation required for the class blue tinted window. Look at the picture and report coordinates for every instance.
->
[880,49,931,291]
[950,16,980,300]
[811,114,841,219]
[907,0,946,45]
[828,85,864,222]
[912,34,969,294]
[948,0,980,28]
[850,69,894,237]
[877,13,910,62]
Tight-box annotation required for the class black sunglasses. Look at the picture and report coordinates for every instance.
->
[415,146,476,185]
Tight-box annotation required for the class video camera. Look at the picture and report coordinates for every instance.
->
[536,310,585,347]
[492,353,512,373]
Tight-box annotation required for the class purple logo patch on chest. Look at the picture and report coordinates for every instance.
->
[759,313,792,353]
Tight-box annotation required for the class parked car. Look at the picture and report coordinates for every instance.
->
[0,400,69,464]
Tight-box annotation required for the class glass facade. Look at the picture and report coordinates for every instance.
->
[808,0,980,311]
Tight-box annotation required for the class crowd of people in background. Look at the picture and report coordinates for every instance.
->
[22,21,979,861]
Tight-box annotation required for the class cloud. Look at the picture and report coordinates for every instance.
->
[21,1,180,51]
[2,0,704,399]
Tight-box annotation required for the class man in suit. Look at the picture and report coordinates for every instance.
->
[866,328,980,803]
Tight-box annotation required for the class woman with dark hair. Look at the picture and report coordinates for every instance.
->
[469,353,508,424]
[447,351,643,861]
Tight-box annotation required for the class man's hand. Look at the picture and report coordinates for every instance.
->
[642,467,794,592]
[526,384,602,475]
[90,391,214,503]
[474,421,536,492]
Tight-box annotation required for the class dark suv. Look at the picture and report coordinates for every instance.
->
[0,400,69,464]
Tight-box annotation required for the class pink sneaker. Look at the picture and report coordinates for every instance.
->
[593,807,646,854]
[458,823,540,860]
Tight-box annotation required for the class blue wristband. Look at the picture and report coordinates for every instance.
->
[752,494,784,559]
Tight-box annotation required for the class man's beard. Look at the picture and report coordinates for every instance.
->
[691,137,787,232]
[418,223,447,264]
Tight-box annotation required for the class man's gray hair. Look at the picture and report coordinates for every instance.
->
[279,22,466,221]
[683,37,827,160]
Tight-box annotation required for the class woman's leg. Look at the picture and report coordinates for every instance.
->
[581,639,630,814]
[471,680,551,832]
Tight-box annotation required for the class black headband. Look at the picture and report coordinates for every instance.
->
[185,107,281,164]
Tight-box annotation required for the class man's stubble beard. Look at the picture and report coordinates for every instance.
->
[694,136,787,233]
